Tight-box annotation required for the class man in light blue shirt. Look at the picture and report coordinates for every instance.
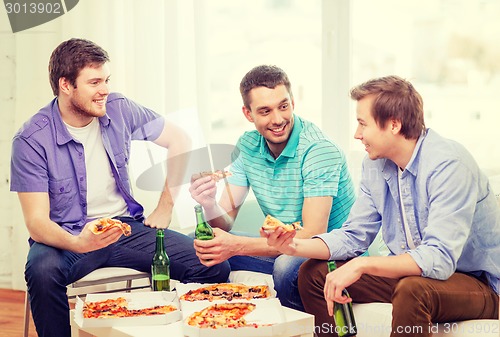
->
[265,75,499,337]
[190,65,356,311]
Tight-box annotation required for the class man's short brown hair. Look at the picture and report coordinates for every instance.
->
[239,65,293,110]
[48,38,109,96]
[350,75,425,139]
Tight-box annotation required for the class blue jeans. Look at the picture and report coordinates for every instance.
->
[229,254,307,311]
[25,217,230,337]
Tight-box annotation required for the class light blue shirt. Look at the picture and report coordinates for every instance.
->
[228,115,356,232]
[317,129,500,294]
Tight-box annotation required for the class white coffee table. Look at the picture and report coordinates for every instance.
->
[70,306,314,337]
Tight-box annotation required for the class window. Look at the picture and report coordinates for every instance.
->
[350,0,500,173]
[199,0,322,145]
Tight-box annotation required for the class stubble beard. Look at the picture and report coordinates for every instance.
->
[70,96,106,119]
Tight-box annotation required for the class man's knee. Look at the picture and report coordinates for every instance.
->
[392,276,428,307]
[273,255,293,278]
[211,260,231,282]
[194,260,231,283]
[25,245,67,287]
[298,259,326,296]
[272,255,305,290]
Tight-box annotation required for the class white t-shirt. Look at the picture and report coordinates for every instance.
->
[65,118,128,219]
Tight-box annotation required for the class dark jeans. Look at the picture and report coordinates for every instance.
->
[298,259,499,337]
[25,217,230,337]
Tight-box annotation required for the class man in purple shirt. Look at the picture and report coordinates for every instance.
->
[10,38,230,337]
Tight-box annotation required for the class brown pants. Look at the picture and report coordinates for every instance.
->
[298,259,499,337]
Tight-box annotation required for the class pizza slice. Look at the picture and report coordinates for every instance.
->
[261,215,302,233]
[90,218,132,236]
[186,302,257,329]
[200,170,232,182]
[83,297,128,318]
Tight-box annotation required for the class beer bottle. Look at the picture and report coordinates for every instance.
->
[194,204,214,240]
[327,261,357,337]
[151,229,170,291]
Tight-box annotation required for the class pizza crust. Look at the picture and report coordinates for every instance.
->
[200,170,232,182]
[261,215,302,233]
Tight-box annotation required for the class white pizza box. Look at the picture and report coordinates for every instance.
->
[182,298,286,337]
[74,291,181,328]
[176,282,275,306]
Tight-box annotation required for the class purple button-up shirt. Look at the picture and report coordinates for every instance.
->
[10,93,164,235]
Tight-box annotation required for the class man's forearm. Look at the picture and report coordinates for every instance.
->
[355,254,422,279]
[155,180,175,210]
[27,218,81,252]
[291,238,331,259]
[233,236,282,257]
[203,204,234,232]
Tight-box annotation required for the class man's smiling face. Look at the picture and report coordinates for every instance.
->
[243,84,295,158]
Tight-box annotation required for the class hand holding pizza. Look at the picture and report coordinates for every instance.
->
[189,173,218,209]
[189,170,232,209]
[77,218,128,253]
[260,215,299,256]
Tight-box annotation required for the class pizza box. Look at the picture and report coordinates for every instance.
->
[74,291,181,328]
[182,298,286,337]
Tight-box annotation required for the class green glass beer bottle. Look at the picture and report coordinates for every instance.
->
[194,204,214,240]
[327,261,357,337]
[151,229,170,291]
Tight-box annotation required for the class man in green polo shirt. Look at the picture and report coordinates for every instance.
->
[189,65,356,311]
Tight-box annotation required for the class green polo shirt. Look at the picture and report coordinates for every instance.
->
[228,115,355,232]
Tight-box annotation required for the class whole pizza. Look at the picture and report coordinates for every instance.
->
[179,283,270,302]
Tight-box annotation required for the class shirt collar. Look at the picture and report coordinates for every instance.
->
[404,129,428,176]
[258,114,302,160]
[381,129,428,177]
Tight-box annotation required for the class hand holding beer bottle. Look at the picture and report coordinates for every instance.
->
[327,261,357,337]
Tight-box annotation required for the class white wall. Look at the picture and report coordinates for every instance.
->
[0,12,61,289]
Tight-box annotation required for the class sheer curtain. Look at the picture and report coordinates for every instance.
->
[8,0,201,289]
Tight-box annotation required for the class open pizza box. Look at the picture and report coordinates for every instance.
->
[74,291,181,328]
[182,298,286,337]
